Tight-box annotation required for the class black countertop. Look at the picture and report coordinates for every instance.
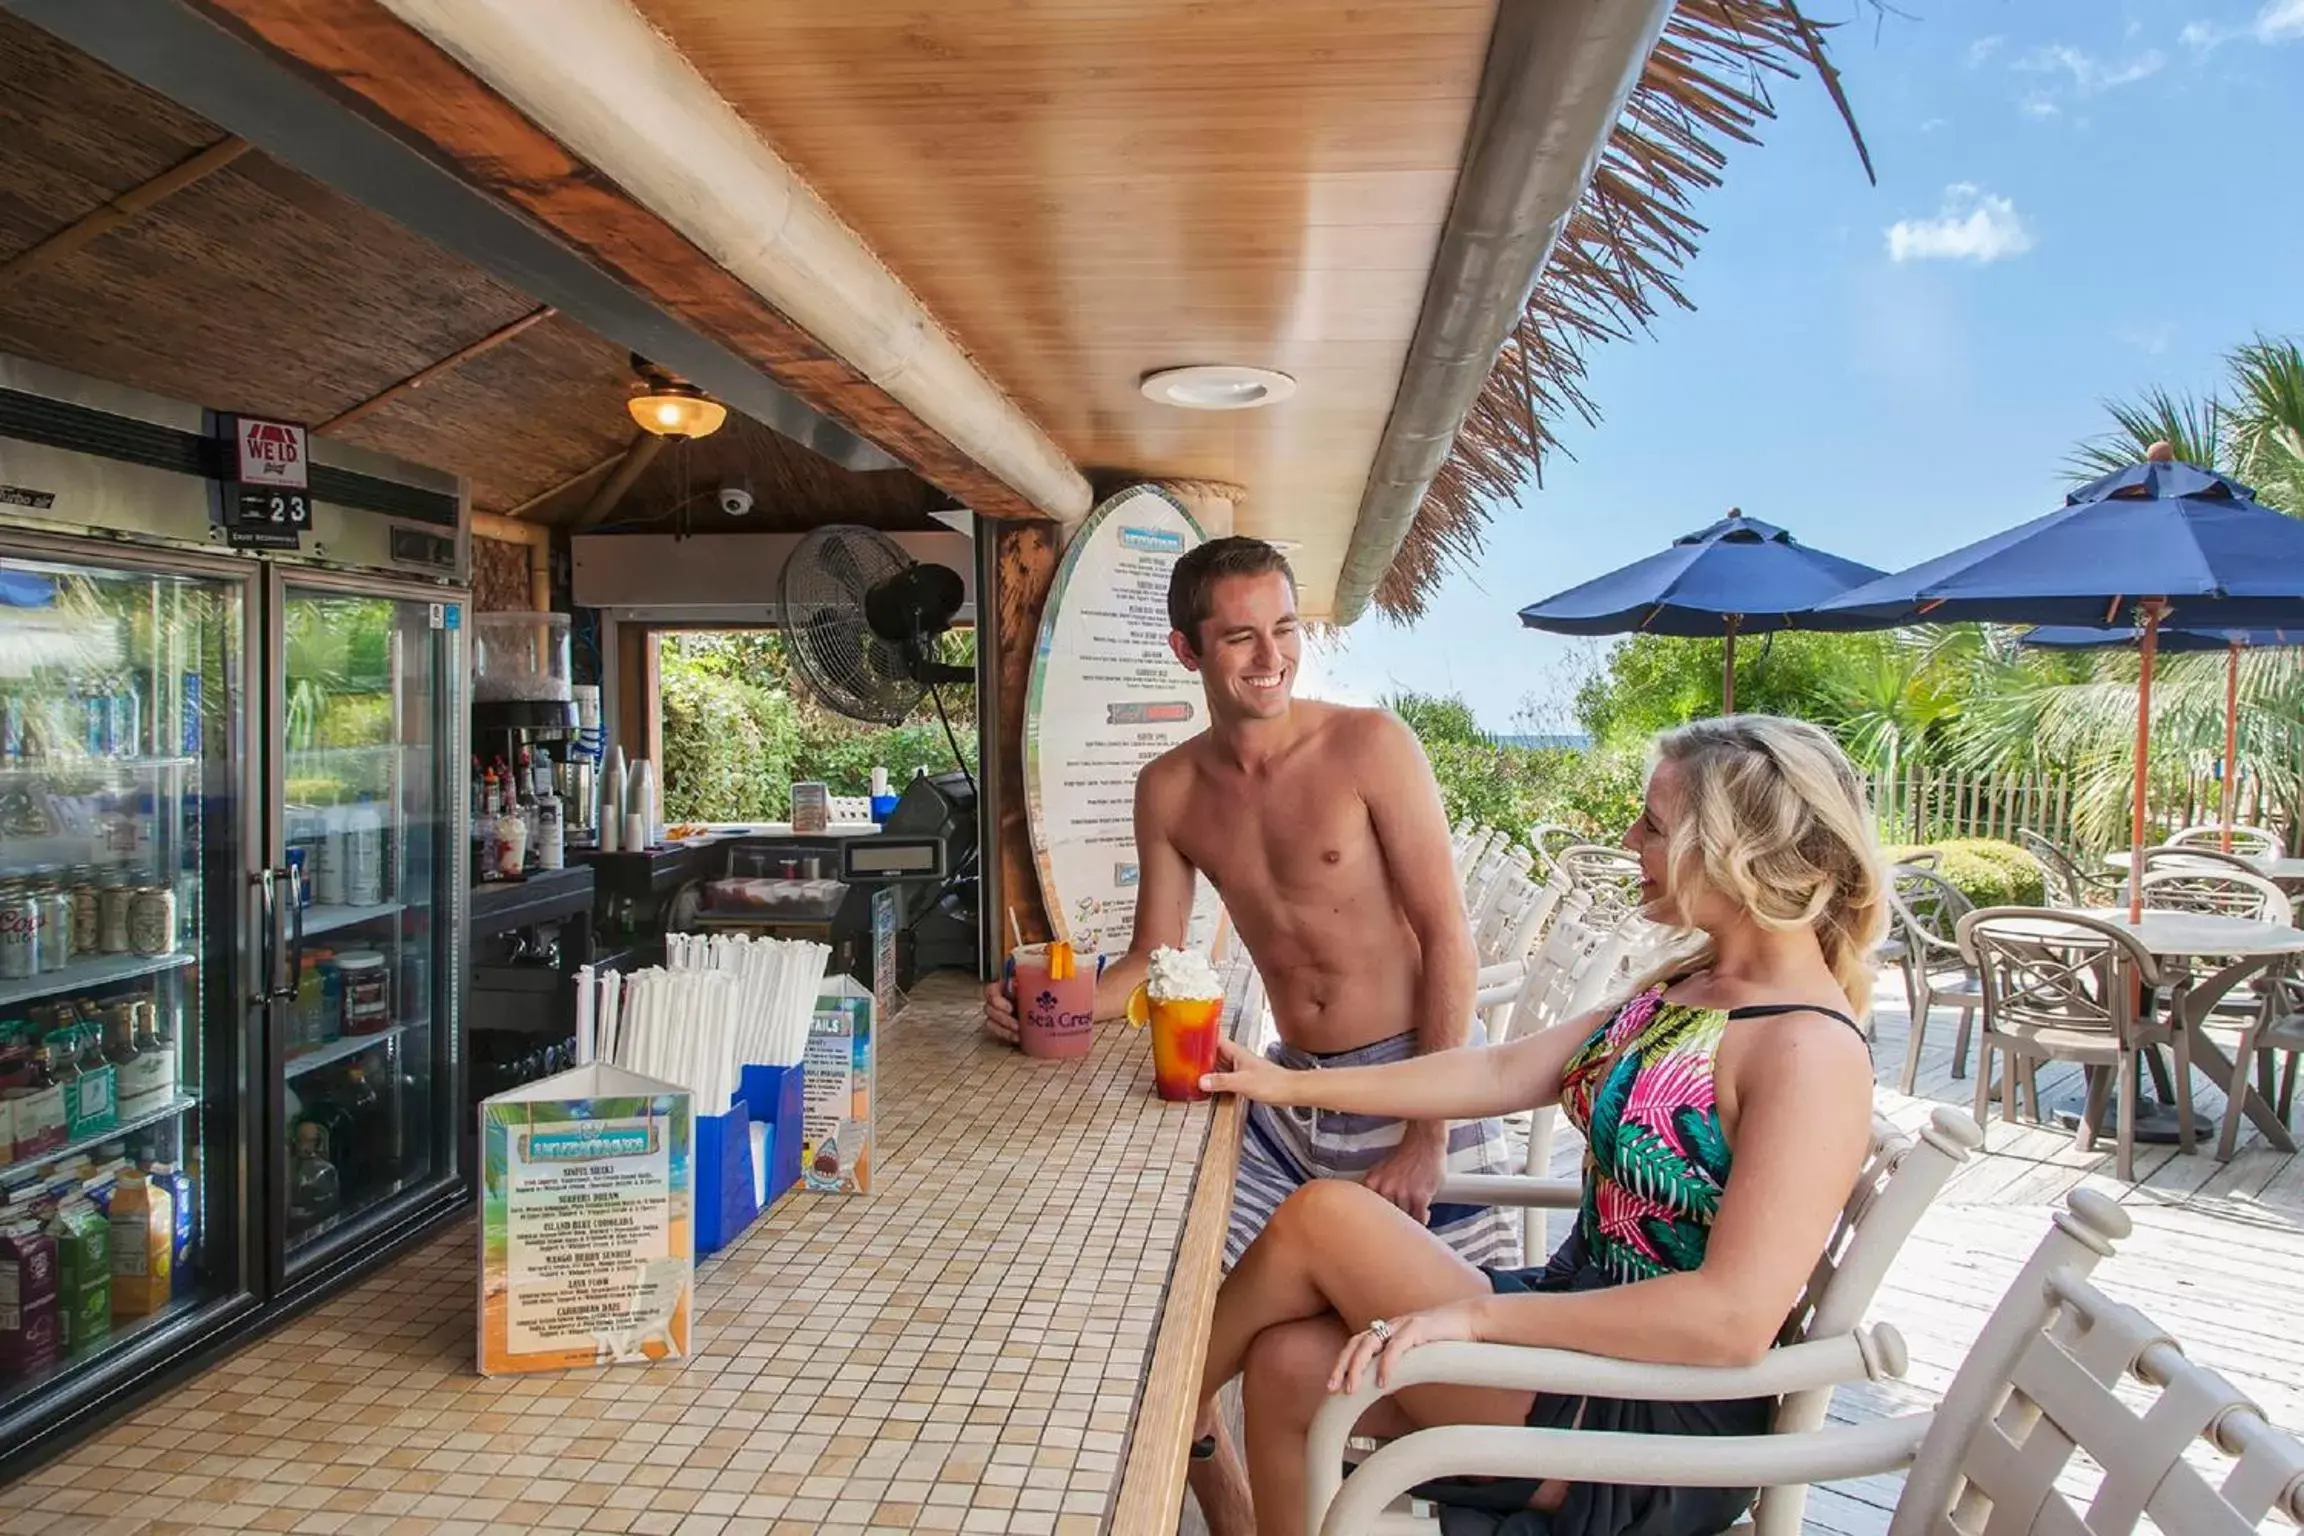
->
[469,863,596,935]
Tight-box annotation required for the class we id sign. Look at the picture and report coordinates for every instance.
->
[237,418,308,490]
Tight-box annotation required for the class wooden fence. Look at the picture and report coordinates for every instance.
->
[1864,765,2284,852]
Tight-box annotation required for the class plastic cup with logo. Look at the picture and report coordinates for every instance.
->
[1008,941,1098,1060]
[1129,947,1226,1102]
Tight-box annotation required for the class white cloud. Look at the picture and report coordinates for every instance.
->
[2017,43,2167,94]
[1885,185,2036,264]
[1919,116,1949,133]
[1967,35,2005,66]
[2021,95,2062,119]
[2257,0,2304,40]
[2180,1,2304,50]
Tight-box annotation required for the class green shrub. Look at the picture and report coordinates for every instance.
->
[1881,837,2045,908]
[659,660,802,822]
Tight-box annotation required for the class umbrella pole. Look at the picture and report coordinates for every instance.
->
[2221,641,2240,852]
[1722,618,1739,716]
[2128,603,2165,925]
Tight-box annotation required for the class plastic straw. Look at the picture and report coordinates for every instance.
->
[574,964,595,1066]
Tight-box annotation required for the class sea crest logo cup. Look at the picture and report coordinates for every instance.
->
[1012,941,1096,1061]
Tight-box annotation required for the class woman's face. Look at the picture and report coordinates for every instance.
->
[1624,759,1729,930]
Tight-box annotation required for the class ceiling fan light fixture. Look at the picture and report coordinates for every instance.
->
[627,379,728,439]
[1139,364,1297,411]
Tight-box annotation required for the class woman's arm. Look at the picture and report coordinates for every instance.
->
[1203,1007,1601,1122]
[1450,1012,1873,1367]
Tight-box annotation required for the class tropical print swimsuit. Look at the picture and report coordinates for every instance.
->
[1557,981,1862,1285]
[1433,982,1865,1536]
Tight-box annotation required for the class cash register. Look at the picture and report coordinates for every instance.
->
[673,770,980,988]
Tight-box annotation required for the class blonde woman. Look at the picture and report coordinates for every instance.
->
[1193,715,1887,1536]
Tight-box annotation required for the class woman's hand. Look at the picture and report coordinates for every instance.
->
[1330,1300,1484,1394]
[1198,1037,1294,1104]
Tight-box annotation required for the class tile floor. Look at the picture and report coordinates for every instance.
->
[1,973,1219,1536]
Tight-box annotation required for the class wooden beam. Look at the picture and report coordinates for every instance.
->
[315,304,556,435]
[0,135,249,291]
[571,431,667,532]
[504,449,628,521]
[991,519,1058,948]
[198,0,1065,521]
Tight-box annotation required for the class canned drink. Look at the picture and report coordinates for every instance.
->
[128,887,176,958]
[0,892,37,980]
[67,875,98,957]
[98,883,133,955]
[36,886,71,973]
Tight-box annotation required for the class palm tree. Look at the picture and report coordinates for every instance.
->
[1953,336,2304,851]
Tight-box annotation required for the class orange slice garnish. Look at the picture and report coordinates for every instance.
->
[1124,982,1152,1029]
[1047,940,1076,981]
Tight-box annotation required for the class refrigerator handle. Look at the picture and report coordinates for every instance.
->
[283,866,307,996]
[253,866,279,1005]
[256,865,301,1000]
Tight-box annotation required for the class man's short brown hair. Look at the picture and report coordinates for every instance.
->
[1167,536,1298,653]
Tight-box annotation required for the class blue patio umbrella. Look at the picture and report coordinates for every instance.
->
[1819,445,2304,918]
[2022,622,2301,853]
[1517,508,1885,713]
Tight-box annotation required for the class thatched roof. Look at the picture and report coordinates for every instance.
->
[1375,0,1871,620]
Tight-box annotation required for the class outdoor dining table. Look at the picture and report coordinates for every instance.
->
[2034,908,2304,1154]
[2101,851,2304,886]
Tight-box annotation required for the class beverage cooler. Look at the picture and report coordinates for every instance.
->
[0,354,468,1470]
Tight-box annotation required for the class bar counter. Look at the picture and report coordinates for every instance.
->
[0,965,1259,1535]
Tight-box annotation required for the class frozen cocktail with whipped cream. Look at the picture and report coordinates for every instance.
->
[1132,946,1225,1102]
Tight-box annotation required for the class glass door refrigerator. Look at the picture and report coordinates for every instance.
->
[0,352,468,1470]
[269,573,465,1297]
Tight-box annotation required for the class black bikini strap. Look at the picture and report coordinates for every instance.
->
[1725,1002,1864,1036]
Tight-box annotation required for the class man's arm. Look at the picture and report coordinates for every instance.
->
[1092,758,1198,1019]
[1358,711,1477,1219]
[991,752,1202,1041]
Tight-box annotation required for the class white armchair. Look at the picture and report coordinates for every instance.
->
[1311,1188,2304,1536]
[1306,1107,1985,1536]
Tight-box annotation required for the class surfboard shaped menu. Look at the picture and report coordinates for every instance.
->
[1025,485,1224,959]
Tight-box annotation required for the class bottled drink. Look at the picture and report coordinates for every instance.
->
[118,1002,172,1119]
[313,803,347,906]
[344,795,384,906]
[285,1119,340,1239]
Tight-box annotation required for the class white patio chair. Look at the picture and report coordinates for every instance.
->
[1312,1189,2304,1536]
[1554,844,1646,927]
[1307,1108,1985,1536]
[1468,849,1536,952]
[1527,823,1582,881]
[2170,821,2285,860]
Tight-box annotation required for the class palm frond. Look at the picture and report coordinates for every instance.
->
[1379,1,1878,619]
[2063,388,2229,485]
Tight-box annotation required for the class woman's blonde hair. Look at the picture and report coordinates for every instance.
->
[1637,714,1890,1020]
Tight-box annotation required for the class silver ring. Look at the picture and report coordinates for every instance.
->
[1367,1318,1393,1344]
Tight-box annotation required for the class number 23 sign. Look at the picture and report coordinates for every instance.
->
[219,415,313,548]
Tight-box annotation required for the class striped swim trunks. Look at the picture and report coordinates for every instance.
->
[1225,1027,1523,1272]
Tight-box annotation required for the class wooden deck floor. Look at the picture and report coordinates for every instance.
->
[1189,968,2304,1534]
[1806,973,2304,1534]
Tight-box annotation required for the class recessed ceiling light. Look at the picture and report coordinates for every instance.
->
[1140,365,1297,411]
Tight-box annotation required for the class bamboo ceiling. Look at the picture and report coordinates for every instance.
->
[0,13,942,533]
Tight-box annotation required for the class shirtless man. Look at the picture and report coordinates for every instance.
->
[984,536,1519,1536]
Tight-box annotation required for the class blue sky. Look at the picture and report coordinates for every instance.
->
[1314,0,2304,731]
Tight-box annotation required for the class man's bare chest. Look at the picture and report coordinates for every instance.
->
[1171,774,1381,896]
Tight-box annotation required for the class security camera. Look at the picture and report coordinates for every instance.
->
[717,478,755,517]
